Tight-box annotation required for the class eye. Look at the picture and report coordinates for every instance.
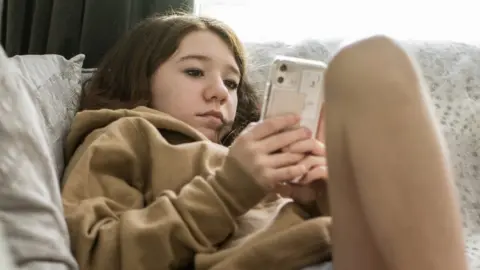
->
[184,68,204,77]
[224,79,239,91]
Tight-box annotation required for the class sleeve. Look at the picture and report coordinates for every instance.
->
[209,217,332,270]
[62,118,267,270]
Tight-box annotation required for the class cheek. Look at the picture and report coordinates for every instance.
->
[150,71,166,109]
[151,87,182,114]
[150,84,167,111]
[151,80,197,120]
[150,73,180,112]
[229,92,239,119]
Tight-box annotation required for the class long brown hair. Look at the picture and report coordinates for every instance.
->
[80,13,260,146]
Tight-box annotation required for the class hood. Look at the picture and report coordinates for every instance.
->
[65,106,208,162]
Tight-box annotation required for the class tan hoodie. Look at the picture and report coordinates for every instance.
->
[61,106,332,270]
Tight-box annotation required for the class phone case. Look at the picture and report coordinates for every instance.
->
[261,55,327,137]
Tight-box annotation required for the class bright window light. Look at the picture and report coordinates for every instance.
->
[195,0,480,44]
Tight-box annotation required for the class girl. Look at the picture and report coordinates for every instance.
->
[61,14,468,270]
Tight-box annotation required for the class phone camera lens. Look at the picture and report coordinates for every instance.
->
[277,76,284,83]
[279,64,287,72]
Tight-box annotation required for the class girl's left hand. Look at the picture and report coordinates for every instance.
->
[286,138,328,184]
[276,106,328,214]
[275,138,328,207]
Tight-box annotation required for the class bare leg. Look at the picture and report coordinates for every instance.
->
[324,36,468,270]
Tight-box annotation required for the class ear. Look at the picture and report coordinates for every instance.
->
[316,103,326,142]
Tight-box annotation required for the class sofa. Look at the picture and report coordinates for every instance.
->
[1,38,480,269]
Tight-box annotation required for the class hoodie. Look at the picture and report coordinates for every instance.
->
[61,106,332,270]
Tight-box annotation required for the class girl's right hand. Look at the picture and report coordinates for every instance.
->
[228,114,312,191]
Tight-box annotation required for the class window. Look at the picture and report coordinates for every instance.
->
[196,0,480,44]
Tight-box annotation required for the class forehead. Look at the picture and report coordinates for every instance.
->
[173,31,238,68]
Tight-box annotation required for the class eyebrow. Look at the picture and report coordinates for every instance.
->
[177,54,240,77]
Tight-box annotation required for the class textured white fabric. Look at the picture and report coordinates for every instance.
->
[408,42,480,269]
[9,53,84,180]
[244,39,480,269]
[0,47,78,270]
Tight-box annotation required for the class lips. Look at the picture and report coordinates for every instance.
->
[197,110,225,129]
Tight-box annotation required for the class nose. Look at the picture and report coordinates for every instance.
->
[204,76,229,104]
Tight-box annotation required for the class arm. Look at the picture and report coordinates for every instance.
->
[62,118,267,270]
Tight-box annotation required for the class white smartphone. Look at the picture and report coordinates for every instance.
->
[260,55,327,137]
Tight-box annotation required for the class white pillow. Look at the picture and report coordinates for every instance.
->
[10,53,85,178]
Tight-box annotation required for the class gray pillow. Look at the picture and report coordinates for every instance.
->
[0,47,79,270]
[10,53,84,179]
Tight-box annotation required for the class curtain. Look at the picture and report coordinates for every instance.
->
[0,0,194,68]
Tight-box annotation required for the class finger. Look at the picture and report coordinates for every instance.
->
[261,127,311,153]
[299,155,328,170]
[285,138,326,156]
[300,166,328,184]
[249,114,300,140]
[267,164,308,184]
[267,152,305,168]
[290,156,327,184]
[293,186,317,204]
[275,183,293,198]
[243,122,258,131]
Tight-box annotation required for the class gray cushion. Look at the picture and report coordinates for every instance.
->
[10,53,84,180]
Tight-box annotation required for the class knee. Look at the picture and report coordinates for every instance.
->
[323,35,421,106]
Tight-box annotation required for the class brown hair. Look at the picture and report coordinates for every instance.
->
[80,13,260,146]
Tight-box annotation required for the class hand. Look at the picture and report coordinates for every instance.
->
[275,180,328,214]
[275,139,329,215]
[276,105,328,202]
[228,114,312,191]
[285,138,328,184]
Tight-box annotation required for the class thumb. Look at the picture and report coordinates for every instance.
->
[274,183,292,197]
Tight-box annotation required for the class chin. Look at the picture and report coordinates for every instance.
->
[197,127,218,143]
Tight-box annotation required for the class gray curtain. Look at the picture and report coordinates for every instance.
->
[0,0,194,68]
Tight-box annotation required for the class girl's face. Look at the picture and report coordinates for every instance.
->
[150,30,240,142]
